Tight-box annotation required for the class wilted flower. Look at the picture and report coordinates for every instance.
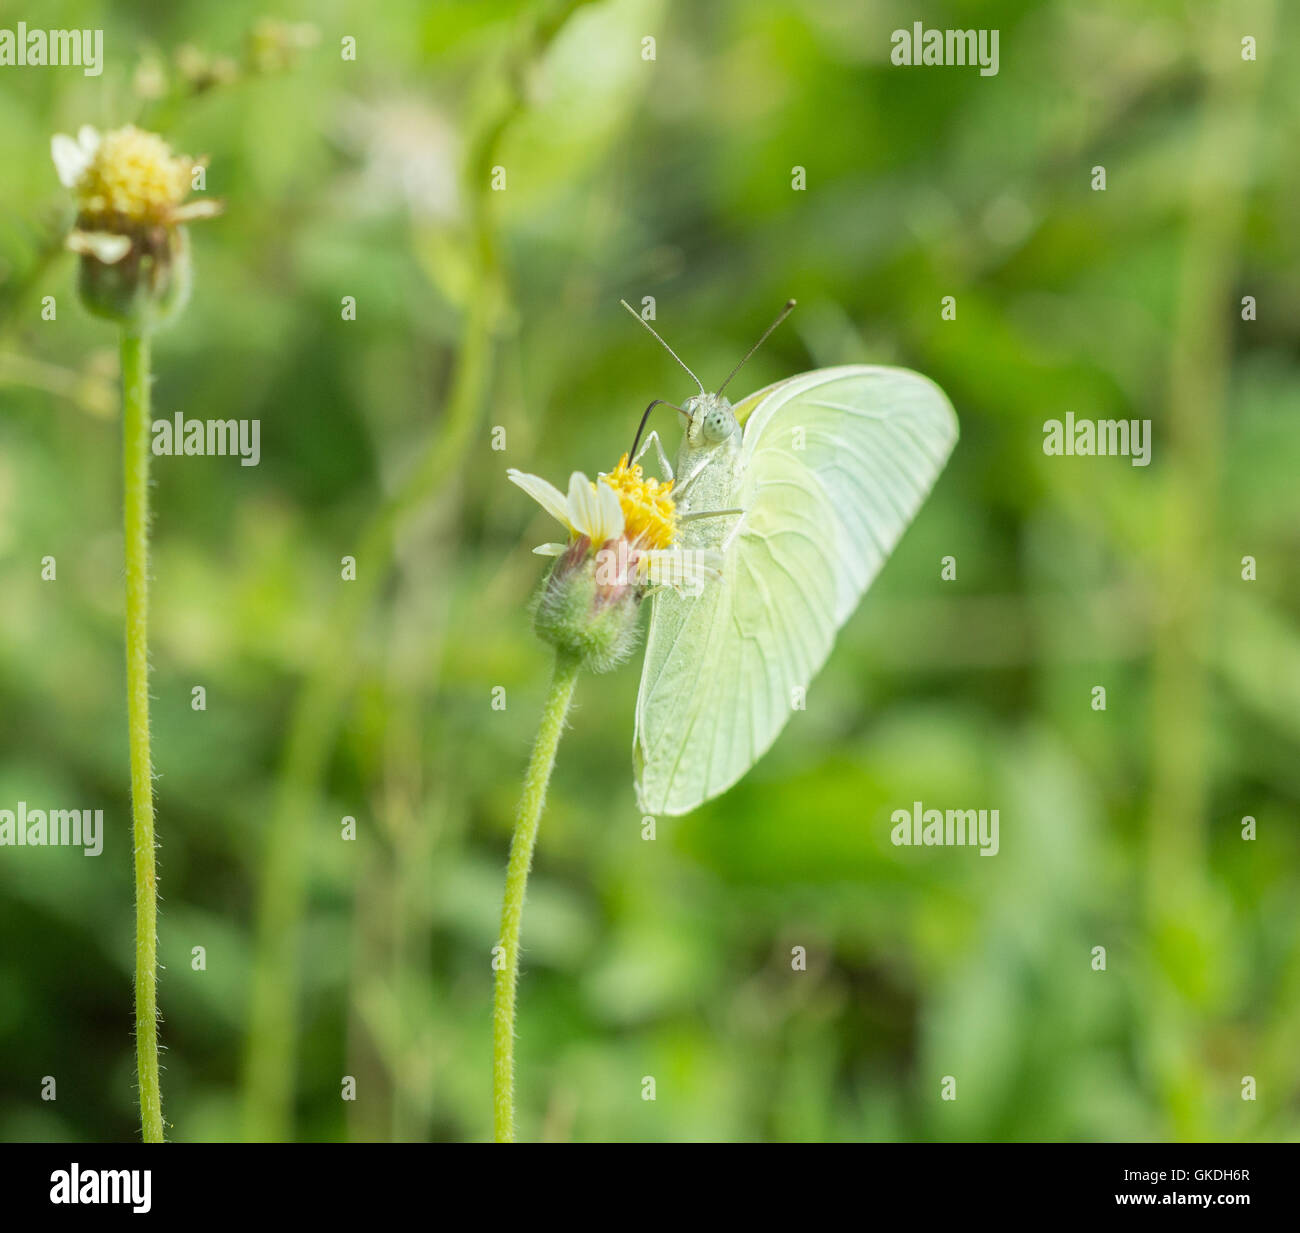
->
[508,456,721,672]
[51,124,221,328]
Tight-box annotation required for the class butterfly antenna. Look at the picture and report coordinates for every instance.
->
[715,299,797,397]
[620,299,705,395]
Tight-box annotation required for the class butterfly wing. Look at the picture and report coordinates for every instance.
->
[634,365,958,816]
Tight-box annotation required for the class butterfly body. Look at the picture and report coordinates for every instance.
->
[633,364,958,817]
[671,394,743,549]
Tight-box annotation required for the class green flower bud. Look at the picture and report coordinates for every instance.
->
[533,538,642,674]
[75,224,192,331]
[52,125,221,333]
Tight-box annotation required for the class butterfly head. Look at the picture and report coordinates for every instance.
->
[685,392,738,447]
[620,296,796,458]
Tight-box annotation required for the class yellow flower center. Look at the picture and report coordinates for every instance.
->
[76,127,192,226]
[600,454,677,550]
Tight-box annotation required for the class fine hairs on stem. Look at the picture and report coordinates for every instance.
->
[491,648,581,1142]
[121,327,164,1143]
[243,0,602,1141]
[54,120,218,1144]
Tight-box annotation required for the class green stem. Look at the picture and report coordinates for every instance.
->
[243,0,599,1142]
[122,328,163,1143]
[492,648,581,1143]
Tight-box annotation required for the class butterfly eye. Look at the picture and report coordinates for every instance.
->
[702,405,737,444]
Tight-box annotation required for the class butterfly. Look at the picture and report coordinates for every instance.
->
[623,300,959,816]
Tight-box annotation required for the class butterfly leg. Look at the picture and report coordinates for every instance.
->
[670,456,711,501]
[679,506,747,553]
[632,430,674,481]
[677,507,744,523]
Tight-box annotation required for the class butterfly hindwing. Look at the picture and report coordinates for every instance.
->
[634,365,958,816]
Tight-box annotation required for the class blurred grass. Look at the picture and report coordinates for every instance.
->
[1,0,1298,1142]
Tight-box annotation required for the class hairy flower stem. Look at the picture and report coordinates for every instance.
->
[492,648,581,1142]
[122,327,163,1143]
[244,0,600,1141]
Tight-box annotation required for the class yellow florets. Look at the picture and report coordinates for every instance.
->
[75,127,193,226]
[601,454,678,551]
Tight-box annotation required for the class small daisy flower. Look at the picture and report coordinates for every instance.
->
[507,468,625,558]
[602,454,677,548]
[51,124,221,327]
[53,124,220,252]
[508,458,720,593]
[509,457,721,673]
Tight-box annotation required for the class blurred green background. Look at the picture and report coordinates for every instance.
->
[1,0,1298,1142]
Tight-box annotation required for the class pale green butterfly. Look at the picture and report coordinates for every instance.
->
[622,300,959,816]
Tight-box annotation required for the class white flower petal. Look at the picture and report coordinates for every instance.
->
[595,480,624,542]
[66,230,132,263]
[566,472,597,539]
[532,543,566,556]
[51,133,90,187]
[568,472,625,544]
[77,125,101,156]
[507,468,572,529]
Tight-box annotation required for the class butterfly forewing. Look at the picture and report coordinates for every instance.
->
[634,364,958,816]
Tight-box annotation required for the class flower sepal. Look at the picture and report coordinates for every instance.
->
[533,537,642,675]
[75,222,192,329]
